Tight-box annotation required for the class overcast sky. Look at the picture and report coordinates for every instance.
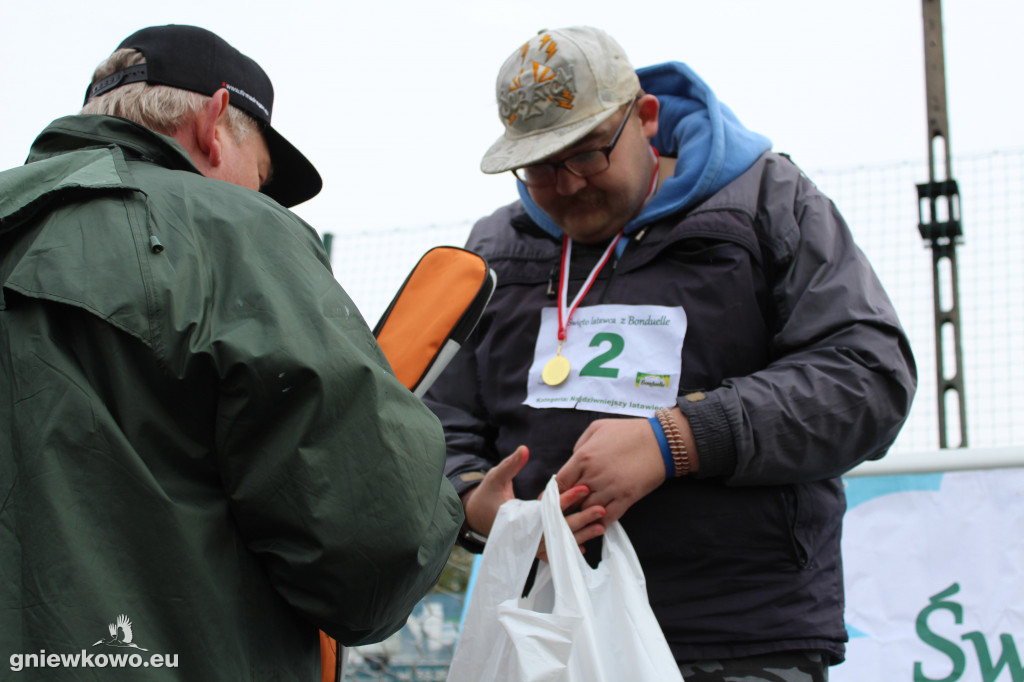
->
[3,0,1023,235]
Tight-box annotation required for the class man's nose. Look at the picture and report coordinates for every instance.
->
[554,166,588,196]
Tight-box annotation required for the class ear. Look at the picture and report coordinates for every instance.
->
[637,94,660,140]
[195,88,232,167]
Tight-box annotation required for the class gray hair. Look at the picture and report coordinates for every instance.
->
[81,48,258,141]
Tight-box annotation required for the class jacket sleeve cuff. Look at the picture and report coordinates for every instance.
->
[449,470,487,498]
[677,391,738,478]
[448,471,489,553]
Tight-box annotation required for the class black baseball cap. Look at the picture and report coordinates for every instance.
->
[84,24,322,208]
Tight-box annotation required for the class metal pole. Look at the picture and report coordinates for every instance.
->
[847,446,1024,478]
[917,0,968,448]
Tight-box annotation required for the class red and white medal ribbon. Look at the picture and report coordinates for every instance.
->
[540,146,660,386]
[541,231,623,386]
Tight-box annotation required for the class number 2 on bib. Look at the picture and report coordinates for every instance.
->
[580,332,624,378]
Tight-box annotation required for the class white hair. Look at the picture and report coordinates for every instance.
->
[81,48,257,141]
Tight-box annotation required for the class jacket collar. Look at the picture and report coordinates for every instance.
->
[25,114,201,175]
[1,115,200,237]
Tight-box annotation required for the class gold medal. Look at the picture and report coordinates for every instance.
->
[542,354,571,386]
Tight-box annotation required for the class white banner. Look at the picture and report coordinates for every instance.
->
[835,468,1024,682]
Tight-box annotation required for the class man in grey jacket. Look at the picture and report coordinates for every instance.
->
[424,26,916,681]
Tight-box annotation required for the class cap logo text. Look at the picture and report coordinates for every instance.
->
[499,34,576,128]
[223,82,270,119]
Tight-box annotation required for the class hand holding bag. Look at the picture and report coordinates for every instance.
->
[447,476,684,682]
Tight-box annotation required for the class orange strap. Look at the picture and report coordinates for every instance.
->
[319,630,338,682]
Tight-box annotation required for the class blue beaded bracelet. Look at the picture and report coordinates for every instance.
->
[648,416,674,480]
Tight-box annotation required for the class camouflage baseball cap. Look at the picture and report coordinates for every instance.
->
[481,26,640,174]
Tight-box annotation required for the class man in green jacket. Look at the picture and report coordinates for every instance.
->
[0,24,463,680]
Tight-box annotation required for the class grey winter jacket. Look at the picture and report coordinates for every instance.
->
[425,152,916,664]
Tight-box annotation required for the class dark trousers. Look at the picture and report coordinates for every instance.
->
[678,651,828,682]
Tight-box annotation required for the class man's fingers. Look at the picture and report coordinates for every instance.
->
[566,505,607,546]
[572,521,606,547]
[489,445,529,487]
[536,506,607,562]
[463,445,531,537]
[566,505,606,531]
[557,485,589,512]
[555,455,585,492]
[554,422,599,492]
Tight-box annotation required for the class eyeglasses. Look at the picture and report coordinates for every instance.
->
[512,97,639,188]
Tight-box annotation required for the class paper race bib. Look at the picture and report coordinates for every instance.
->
[525,304,687,417]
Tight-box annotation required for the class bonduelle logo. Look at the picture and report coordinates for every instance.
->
[635,372,670,388]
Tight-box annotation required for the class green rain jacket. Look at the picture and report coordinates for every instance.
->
[0,115,463,680]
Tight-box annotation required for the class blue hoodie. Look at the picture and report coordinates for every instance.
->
[517,61,772,255]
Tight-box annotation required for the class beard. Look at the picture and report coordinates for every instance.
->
[548,187,639,243]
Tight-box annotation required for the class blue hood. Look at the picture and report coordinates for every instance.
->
[517,61,772,251]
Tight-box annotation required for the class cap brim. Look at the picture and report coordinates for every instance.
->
[261,125,322,208]
[480,107,619,175]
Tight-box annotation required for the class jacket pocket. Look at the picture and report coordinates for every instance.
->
[781,485,813,570]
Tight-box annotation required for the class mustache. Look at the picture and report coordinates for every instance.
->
[558,188,606,209]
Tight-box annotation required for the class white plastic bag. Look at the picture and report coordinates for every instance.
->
[447,476,684,682]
